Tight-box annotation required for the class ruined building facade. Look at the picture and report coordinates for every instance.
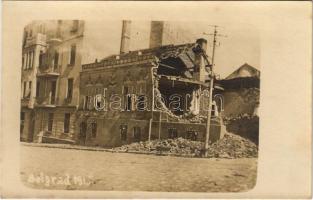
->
[76,38,225,147]
[21,20,225,146]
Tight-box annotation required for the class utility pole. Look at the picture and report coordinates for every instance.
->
[203,25,226,157]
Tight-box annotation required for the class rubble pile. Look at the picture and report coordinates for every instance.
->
[113,132,258,158]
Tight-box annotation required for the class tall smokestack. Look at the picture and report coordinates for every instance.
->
[149,21,164,48]
[120,20,131,54]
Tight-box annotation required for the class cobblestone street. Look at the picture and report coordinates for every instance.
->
[20,145,257,192]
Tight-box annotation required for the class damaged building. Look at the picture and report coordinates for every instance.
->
[21,20,226,146]
[75,22,226,147]
[217,63,260,144]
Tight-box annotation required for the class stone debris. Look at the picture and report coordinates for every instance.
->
[113,132,258,158]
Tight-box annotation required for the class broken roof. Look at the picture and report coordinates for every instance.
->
[82,42,210,73]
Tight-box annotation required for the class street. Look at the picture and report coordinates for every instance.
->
[20,145,257,192]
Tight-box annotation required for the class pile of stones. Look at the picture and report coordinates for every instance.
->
[113,132,258,158]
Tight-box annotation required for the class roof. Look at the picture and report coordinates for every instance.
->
[82,42,210,72]
[225,63,260,80]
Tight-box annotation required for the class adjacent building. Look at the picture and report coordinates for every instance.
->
[217,63,260,144]
[21,20,85,143]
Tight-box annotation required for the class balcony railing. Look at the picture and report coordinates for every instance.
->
[36,95,56,107]
[37,67,61,77]
[24,33,47,48]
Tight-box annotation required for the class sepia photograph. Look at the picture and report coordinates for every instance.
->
[19,19,259,192]
[1,1,311,198]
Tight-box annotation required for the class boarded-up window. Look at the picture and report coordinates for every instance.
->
[48,113,54,132]
[64,113,70,133]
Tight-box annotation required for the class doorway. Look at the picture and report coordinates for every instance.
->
[79,122,87,145]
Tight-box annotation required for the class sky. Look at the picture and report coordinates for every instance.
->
[83,20,260,79]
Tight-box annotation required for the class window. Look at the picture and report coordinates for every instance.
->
[48,113,54,132]
[168,128,178,139]
[69,45,76,66]
[91,122,97,138]
[64,113,70,133]
[36,81,40,97]
[29,51,34,69]
[186,131,198,141]
[27,81,32,98]
[137,95,146,111]
[22,55,25,69]
[23,53,27,69]
[133,127,141,142]
[67,78,73,100]
[20,112,25,134]
[54,51,59,70]
[23,82,27,98]
[71,20,79,32]
[84,96,88,110]
[39,51,44,68]
[120,124,127,141]
[26,52,29,69]
[124,86,133,111]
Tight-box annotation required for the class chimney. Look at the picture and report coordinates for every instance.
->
[196,38,207,53]
[149,21,164,48]
[120,20,131,54]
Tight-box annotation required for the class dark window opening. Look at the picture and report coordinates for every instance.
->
[64,113,70,133]
[27,81,32,98]
[137,95,145,111]
[67,78,73,100]
[120,124,127,141]
[50,81,56,104]
[84,96,89,110]
[39,51,44,68]
[186,131,198,141]
[20,112,25,134]
[71,20,79,32]
[36,81,40,97]
[133,127,141,142]
[124,86,133,111]
[23,82,26,98]
[126,95,132,111]
[91,122,97,138]
[48,113,54,132]
[168,128,178,139]
[54,51,59,70]
[30,51,34,69]
[69,45,76,66]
